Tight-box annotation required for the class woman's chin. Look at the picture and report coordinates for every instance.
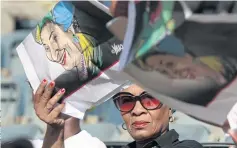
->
[131,130,152,140]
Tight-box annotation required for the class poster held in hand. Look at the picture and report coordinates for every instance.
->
[16,1,130,119]
[108,1,237,126]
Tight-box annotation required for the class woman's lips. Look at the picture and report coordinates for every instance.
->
[132,121,150,129]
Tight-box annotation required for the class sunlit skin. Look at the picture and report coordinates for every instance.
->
[41,22,84,71]
[121,84,171,141]
[145,53,226,84]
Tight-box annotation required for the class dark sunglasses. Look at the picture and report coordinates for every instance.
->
[113,91,163,112]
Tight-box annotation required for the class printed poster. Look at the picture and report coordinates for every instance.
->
[16,1,130,119]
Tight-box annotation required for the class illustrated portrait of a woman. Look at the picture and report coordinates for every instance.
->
[34,1,121,101]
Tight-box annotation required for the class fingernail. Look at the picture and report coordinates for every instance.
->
[60,88,65,93]
[50,81,55,87]
[43,79,47,83]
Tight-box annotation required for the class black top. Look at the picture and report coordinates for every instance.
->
[123,129,204,148]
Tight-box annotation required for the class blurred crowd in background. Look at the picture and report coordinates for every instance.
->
[1,0,237,144]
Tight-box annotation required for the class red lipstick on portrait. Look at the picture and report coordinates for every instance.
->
[61,52,66,66]
[132,121,150,129]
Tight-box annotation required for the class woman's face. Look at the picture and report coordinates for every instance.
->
[41,22,83,70]
[121,85,170,141]
[145,53,226,84]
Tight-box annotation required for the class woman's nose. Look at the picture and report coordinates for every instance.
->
[131,101,147,116]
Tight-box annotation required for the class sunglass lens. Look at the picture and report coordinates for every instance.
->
[116,96,135,112]
[141,97,161,109]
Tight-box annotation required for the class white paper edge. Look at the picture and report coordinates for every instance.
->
[178,0,193,19]
[16,42,40,93]
[119,1,136,70]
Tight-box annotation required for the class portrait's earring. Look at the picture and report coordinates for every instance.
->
[73,34,79,43]
[122,123,127,130]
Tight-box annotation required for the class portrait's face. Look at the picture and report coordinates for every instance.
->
[144,53,226,85]
[121,85,170,141]
[41,22,83,70]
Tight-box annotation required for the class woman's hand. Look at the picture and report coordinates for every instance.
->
[33,79,68,148]
[33,79,66,127]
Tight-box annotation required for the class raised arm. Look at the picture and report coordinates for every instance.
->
[32,79,106,148]
[33,79,66,148]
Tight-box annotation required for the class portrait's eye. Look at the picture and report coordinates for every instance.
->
[53,35,58,42]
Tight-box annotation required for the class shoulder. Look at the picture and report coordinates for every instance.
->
[64,130,106,148]
[174,140,204,148]
[31,130,107,148]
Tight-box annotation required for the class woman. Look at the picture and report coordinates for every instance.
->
[31,79,203,148]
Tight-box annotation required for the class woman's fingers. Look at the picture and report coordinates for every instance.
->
[33,79,67,126]
[40,81,55,107]
[45,88,65,111]
[48,103,65,121]
[53,119,65,127]
[34,79,47,104]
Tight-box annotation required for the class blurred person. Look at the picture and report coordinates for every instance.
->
[1,1,57,35]
[14,77,32,124]
[1,44,11,78]
[31,80,203,148]
[1,34,32,124]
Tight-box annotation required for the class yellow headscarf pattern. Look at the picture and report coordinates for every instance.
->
[76,33,94,70]
[198,56,224,73]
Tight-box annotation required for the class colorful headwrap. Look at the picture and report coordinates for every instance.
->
[35,1,75,44]
[34,1,103,75]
